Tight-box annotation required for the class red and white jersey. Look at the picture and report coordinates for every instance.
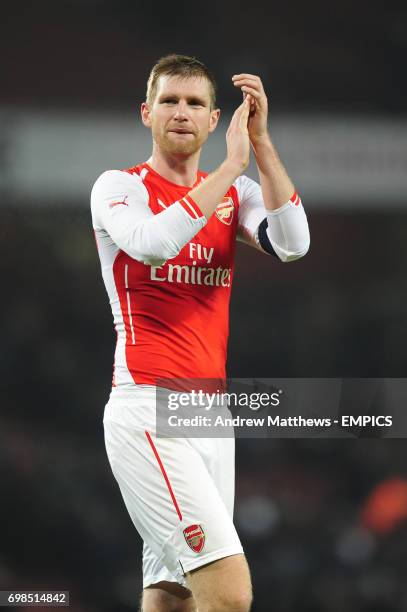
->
[91,162,271,391]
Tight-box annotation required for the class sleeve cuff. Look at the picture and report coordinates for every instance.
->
[179,194,205,219]
[290,191,301,206]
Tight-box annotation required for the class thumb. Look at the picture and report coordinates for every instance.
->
[239,96,250,127]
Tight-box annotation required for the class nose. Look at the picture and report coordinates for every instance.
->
[173,101,189,120]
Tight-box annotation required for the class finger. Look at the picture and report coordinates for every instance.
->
[228,98,248,130]
[231,97,247,115]
[235,97,248,115]
[233,77,262,87]
[233,79,265,96]
[240,85,265,102]
[232,73,261,82]
[246,94,256,111]
[245,93,255,107]
[234,97,250,116]
[239,97,251,127]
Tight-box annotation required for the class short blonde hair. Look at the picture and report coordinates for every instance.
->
[146,53,217,110]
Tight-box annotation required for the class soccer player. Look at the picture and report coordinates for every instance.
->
[91,54,310,612]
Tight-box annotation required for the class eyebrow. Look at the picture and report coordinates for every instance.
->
[158,94,208,106]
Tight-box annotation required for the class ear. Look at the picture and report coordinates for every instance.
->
[208,108,221,133]
[141,102,152,128]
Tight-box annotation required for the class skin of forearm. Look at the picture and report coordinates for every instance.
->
[251,135,295,211]
[188,160,242,220]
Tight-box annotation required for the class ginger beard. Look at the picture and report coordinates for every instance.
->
[151,120,209,157]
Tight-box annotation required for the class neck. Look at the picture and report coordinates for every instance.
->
[147,145,201,187]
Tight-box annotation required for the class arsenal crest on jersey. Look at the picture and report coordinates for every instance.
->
[215,197,234,225]
[183,524,205,553]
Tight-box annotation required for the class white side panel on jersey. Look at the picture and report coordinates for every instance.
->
[95,230,135,387]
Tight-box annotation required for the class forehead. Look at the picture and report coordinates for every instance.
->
[155,75,211,101]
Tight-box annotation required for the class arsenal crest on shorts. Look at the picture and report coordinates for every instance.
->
[215,197,234,225]
[183,524,205,553]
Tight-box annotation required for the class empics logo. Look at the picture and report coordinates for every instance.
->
[215,197,234,225]
[183,524,205,553]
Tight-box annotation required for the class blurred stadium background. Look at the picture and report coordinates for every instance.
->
[2,1,407,610]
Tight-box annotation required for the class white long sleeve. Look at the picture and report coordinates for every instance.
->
[91,170,207,267]
[264,194,310,262]
[235,175,310,262]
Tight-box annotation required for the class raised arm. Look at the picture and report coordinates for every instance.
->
[232,74,310,262]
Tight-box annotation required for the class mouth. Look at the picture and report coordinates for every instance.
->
[168,129,195,135]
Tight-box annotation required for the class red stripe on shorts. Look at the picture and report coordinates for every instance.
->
[145,430,183,522]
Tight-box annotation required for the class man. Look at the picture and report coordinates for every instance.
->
[91,54,310,612]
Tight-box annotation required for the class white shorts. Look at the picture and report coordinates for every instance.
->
[103,387,243,588]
